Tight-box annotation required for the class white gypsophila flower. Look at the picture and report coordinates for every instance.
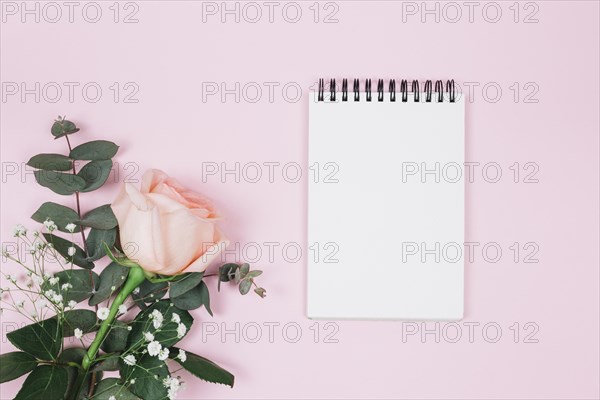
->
[6,274,15,283]
[15,300,24,308]
[118,304,128,315]
[62,283,73,291]
[49,277,59,285]
[177,349,186,363]
[44,289,56,298]
[133,287,140,294]
[68,300,77,308]
[130,379,136,384]
[158,347,169,361]
[37,299,48,309]
[97,307,110,320]
[163,377,182,400]
[65,223,77,233]
[108,396,116,400]
[171,313,181,324]
[43,220,57,231]
[144,332,155,342]
[52,294,63,304]
[67,246,76,257]
[13,224,27,237]
[110,286,116,292]
[32,275,44,286]
[151,310,164,330]
[74,328,83,339]
[176,323,187,339]
[147,341,162,357]
[127,326,132,331]
[123,354,136,366]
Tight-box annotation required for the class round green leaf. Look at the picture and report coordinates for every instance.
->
[78,160,113,192]
[89,262,129,306]
[14,365,68,400]
[239,279,252,295]
[70,140,119,161]
[27,153,73,171]
[34,170,86,195]
[0,352,37,383]
[51,119,79,138]
[172,281,212,316]
[86,228,117,263]
[31,202,80,233]
[80,205,118,229]
[101,320,130,353]
[42,269,100,303]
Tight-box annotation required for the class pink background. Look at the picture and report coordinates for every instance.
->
[1,1,599,399]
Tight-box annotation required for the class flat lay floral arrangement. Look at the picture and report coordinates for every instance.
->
[0,118,266,400]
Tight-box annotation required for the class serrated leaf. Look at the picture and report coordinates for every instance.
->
[120,354,169,400]
[61,309,98,336]
[172,281,212,316]
[70,140,119,161]
[0,352,37,383]
[127,300,193,348]
[34,170,86,195]
[101,320,130,353]
[31,202,80,233]
[86,228,117,262]
[51,119,79,139]
[78,159,113,192]
[27,153,73,171]
[89,262,129,306]
[43,233,94,269]
[41,269,99,303]
[80,205,118,229]
[14,365,68,400]
[94,378,139,400]
[7,318,61,360]
[169,272,203,298]
[169,348,234,387]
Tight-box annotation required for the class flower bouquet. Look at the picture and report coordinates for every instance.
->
[0,117,265,400]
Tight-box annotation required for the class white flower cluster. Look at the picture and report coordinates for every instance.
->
[44,289,64,308]
[163,376,183,400]
[43,219,58,232]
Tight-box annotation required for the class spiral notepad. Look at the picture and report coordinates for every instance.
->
[308,78,464,320]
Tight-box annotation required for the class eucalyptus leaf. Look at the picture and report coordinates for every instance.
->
[120,354,169,400]
[94,378,139,400]
[14,365,68,400]
[101,320,130,353]
[239,263,250,277]
[89,262,129,306]
[7,318,61,360]
[91,354,121,372]
[86,228,117,262]
[31,202,80,233]
[78,160,113,192]
[132,279,168,305]
[51,118,79,139]
[0,352,37,383]
[41,269,99,303]
[27,153,73,171]
[43,233,94,269]
[61,309,98,336]
[246,270,263,278]
[70,140,119,161]
[172,281,212,316]
[239,279,252,295]
[80,205,118,229]
[169,348,234,387]
[169,272,203,298]
[34,170,86,195]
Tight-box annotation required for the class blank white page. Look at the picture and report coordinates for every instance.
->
[308,91,464,320]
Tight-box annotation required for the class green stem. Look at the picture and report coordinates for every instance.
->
[70,266,146,399]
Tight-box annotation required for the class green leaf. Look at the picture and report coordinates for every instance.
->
[31,202,80,233]
[27,153,73,171]
[86,228,117,262]
[91,354,121,372]
[0,352,37,383]
[7,318,61,360]
[170,348,234,387]
[61,309,98,336]
[94,378,139,400]
[172,281,213,316]
[78,159,113,192]
[101,320,130,353]
[41,269,100,303]
[89,262,129,306]
[246,270,263,278]
[70,140,119,161]
[132,279,168,306]
[43,233,94,269]
[120,354,169,400]
[239,263,250,277]
[57,347,86,399]
[239,279,252,295]
[218,263,239,291]
[34,170,86,195]
[14,365,68,400]
[51,118,79,139]
[80,204,118,229]
[127,300,193,348]
[169,272,203,298]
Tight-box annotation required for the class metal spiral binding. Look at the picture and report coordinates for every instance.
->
[317,78,456,103]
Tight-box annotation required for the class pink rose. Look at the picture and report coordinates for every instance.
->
[111,169,228,275]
